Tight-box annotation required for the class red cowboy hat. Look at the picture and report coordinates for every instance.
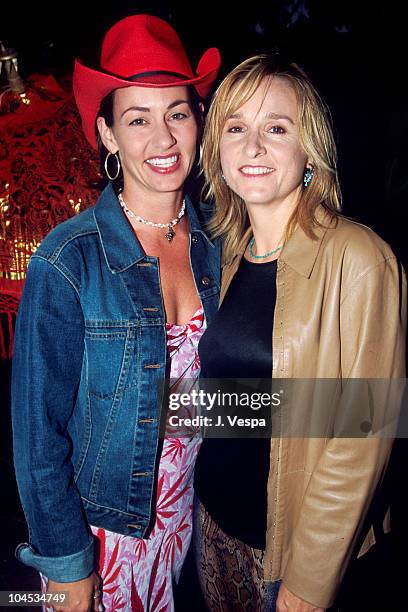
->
[73,14,221,149]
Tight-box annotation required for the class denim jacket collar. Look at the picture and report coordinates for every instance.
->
[93,183,214,274]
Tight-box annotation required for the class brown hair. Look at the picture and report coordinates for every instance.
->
[201,54,342,263]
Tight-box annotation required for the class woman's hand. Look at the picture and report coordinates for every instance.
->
[277,584,325,612]
[47,572,102,612]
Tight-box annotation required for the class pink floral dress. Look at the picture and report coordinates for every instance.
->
[42,307,205,611]
[46,306,205,612]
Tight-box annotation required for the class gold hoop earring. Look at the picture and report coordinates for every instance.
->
[104,151,121,181]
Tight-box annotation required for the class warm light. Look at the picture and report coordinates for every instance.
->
[19,92,30,106]
[69,198,84,214]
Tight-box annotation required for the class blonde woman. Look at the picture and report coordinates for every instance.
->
[194,54,406,611]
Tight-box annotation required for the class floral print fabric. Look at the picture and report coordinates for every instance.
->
[90,306,205,611]
[42,306,205,611]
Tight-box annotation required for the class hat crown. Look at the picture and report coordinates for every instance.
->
[73,14,221,149]
[100,14,193,80]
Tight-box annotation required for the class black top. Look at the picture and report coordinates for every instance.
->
[194,256,277,549]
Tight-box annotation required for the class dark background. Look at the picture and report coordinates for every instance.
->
[2,1,406,261]
[1,1,407,610]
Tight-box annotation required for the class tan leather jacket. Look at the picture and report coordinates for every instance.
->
[220,208,406,608]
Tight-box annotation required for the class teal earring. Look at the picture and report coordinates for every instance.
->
[303,167,314,188]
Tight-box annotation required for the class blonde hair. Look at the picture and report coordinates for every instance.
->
[201,54,342,263]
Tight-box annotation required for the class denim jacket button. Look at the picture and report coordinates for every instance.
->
[191,234,199,245]
[201,276,211,286]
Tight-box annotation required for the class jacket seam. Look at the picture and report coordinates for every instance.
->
[340,256,396,306]
[44,229,99,263]
[81,496,144,518]
[73,390,92,480]
[31,255,81,296]
[85,320,139,327]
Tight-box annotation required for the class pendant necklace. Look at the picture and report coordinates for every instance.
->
[118,193,186,242]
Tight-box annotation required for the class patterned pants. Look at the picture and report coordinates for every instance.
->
[193,499,281,611]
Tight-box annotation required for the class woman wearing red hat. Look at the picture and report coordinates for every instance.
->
[12,14,221,612]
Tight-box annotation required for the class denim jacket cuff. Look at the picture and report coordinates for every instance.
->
[15,537,94,582]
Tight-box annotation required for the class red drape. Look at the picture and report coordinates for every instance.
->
[0,74,101,358]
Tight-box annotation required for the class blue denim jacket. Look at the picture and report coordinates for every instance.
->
[12,183,220,582]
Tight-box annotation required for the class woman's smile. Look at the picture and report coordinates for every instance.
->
[239,165,275,177]
[145,153,182,174]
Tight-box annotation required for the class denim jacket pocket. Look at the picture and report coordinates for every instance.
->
[84,321,139,399]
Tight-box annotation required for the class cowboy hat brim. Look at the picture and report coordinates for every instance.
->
[73,47,221,149]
